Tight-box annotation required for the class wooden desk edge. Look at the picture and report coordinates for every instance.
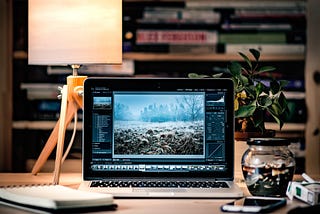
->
[0,172,312,214]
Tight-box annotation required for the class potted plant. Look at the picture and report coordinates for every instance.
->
[189,49,290,140]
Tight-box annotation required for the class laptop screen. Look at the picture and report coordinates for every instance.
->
[83,78,235,180]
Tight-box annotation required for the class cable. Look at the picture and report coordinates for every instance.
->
[62,110,78,163]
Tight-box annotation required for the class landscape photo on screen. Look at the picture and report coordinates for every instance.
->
[113,92,205,158]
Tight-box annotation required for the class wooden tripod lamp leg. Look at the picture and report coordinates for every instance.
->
[31,88,79,175]
[53,85,68,184]
[31,75,86,177]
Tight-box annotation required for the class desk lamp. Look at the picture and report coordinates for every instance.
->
[28,0,122,184]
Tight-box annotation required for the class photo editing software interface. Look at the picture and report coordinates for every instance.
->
[89,87,230,173]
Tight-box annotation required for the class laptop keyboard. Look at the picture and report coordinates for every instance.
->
[90,180,229,188]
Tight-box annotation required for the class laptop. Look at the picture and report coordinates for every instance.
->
[78,77,243,198]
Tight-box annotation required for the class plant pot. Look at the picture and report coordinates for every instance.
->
[241,138,296,197]
[234,130,276,180]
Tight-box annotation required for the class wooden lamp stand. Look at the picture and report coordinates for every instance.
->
[31,73,87,184]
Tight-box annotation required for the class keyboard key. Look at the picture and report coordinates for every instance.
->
[91,180,229,188]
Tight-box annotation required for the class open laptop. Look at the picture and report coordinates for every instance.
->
[78,77,243,198]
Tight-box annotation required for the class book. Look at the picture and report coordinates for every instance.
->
[221,23,292,31]
[136,30,218,45]
[141,7,221,24]
[0,184,116,212]
[218,32,287,44]
[20,83,62,100]
[186,0,306,9]
[133,44,217,54]
[232,8,306,19]
[224,44,305,54]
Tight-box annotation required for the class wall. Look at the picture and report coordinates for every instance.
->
[0,0,13,171]
[305,0,320,175]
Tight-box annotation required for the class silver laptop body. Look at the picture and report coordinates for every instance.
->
[79,77,243,198]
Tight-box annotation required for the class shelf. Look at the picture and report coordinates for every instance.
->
[12,121,82,131]
[266,122,305,132]
[13,50,28,60]
[14,50,305,62]
[124,52,305,62]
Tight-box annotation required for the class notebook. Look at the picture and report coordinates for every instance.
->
[0,185,117,212]
[78,77,243,198]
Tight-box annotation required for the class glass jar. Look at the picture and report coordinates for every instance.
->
[241,138,296,197]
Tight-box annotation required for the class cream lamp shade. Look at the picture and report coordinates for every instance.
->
[28,0,122,183]
[28,0,122,66]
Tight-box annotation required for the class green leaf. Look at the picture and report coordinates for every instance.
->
[245,85,257,99]
[188,73,209,78]
[267,106,283,129]
[228,62,242,76]
[255,82,264,96]
[238,74,249,86]
[270,80,280,94]
[258,95,272,107]
[269,102,282,116]
[239,52,252,70]
[212,73,224,78]
[255,81,269,94]
[188,73,199,78]
[278,92,290,114]
[252,109,265,130]
[267,106,285,130]
[231,77,241,92]
[267,100,288,130]
[279,80,289,89]
[258,66,276,74]
[249,49,260,61]
[235,104,256,118]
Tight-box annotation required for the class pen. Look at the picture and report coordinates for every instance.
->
[302,173,315,183]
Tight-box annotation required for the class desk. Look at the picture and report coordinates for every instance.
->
[0,173,309,214]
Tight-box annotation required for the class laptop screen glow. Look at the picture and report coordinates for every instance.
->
[83,78,234,180]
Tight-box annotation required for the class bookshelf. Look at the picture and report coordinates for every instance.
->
[5,0,313,173]
[12,50,305,62]
[123,52,304,61]
[0,0,12,172]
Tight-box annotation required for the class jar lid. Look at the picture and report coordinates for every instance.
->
[247,138,290,146]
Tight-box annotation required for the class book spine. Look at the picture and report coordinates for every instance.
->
[136,30,218,45]
[221,23,292,31]
[186,1,306,9]
[141,8,221,24]
[218,32,287,44]
[224,44,305,54]
[233,8,306,19]
[133,44,217,54]
[143,8,179,20]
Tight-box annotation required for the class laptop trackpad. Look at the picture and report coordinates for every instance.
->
[134,188,186,196]
[148,192,175,197]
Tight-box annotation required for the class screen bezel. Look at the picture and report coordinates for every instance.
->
[82,77,235,180]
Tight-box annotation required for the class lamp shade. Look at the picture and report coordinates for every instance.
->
[28,0,122,65]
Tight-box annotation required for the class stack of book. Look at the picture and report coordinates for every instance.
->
[218,2,306,54]
[133,6,221,54]
[124,0,306,55]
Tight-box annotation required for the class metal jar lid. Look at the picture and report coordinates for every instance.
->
[247,138,290,146]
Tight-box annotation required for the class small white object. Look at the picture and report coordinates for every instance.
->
[302,173,316,183]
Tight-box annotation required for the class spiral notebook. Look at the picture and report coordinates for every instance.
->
[79,77,243,198]
[0,184,117,212]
